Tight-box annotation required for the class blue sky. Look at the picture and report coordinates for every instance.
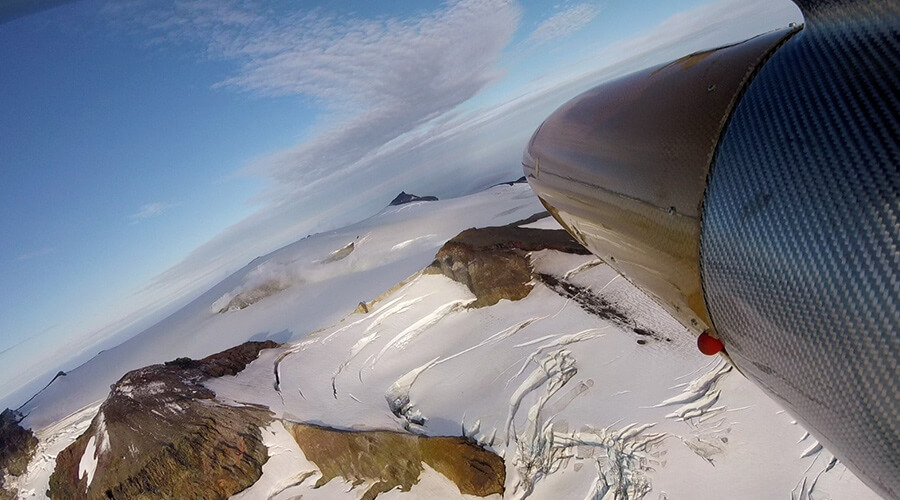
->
[0,0,801,407]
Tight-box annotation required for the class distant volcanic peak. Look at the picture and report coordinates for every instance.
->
[389,191,438,206]
[491,175,528,188]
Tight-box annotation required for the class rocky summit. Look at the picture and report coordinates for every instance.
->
[48,341,278,500]
[388,192,439,206]
[427,212,591,307]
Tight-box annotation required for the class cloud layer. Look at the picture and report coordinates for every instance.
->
[130,201,176,222]
[527,3,600,45]
[101,0,801,313]
[108,0,522,204]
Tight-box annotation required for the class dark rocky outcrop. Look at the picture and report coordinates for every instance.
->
[285,422,505,500]
[389,192,438,206]
[49,341,279,500]
[538,273,669,343]
[490,175,528,188]
[427,213,591,307]
[0,408,38,499]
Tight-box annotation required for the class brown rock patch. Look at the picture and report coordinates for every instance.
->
[285,422,504,499]
[427,212,590,307]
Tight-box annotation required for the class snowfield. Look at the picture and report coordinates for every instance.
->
[19,186,543,431]
[208,249,878,499]
[13,184,882,499]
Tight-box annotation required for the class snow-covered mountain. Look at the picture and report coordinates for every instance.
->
[389,192,439,206]
[4,185,882,499]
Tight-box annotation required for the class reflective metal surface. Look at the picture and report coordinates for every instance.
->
[524,1,900,497]
[523,27,798,336]
[701,0,900,497]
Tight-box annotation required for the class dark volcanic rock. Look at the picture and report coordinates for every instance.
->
[49,341,278,500]
[427,213,590,307]
[537,273,668,342]
[0,408,38,499]
[389,192,438,206]
[490,176,528,188]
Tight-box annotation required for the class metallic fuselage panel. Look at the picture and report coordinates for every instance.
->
[701,1,900,497]
[523,28,797,335]
[524,1,899,497]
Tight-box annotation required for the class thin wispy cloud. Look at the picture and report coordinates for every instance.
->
[105,0,521,205]
[129,202,176,222]
[0,325,57,358]
[16,247,55,262]
[527,3,600,45]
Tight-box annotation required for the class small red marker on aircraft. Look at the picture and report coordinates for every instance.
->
[697,330,724,355]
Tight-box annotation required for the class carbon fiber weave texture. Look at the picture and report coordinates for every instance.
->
[701,1,900,498]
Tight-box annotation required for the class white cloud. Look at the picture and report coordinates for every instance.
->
[106,0,521,204]
[129,201,176,222]
[93,0,527,304]
[16,247,55,261]
[527,3,600,45]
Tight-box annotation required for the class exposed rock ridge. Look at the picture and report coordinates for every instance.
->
[48,341,278,500]
[427,212,591,307]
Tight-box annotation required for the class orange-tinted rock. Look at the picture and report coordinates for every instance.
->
[284,422,505,499]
